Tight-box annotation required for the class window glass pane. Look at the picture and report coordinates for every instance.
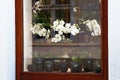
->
[24,0,101,74]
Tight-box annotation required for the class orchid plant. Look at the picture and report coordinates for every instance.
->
[51,19,80,43]
[30,23,51,39]
[80,19,101,36]
[31,0,100,43]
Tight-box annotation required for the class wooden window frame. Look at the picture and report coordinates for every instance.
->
[15,0,108,80]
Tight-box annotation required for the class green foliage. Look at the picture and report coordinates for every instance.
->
[32,10,51,29]
[32,52,41,58]
[72,56,81,63]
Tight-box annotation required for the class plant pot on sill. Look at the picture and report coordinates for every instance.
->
[82,58,95,72]
[53,60,60,71]
[94,64,101,73]
[27,64,37,72]
[31,58,44,72]
[94,59,101,73]
[44,61,53,72]
[60,61,68,72]
[70,61,82,73]
[32,58,44,65]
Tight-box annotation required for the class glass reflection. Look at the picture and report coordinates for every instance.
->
[24,0,101,73]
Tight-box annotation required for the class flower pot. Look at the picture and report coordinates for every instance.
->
[37,65,44,72]
[53,60,60,71]
[94,59,101,73]
[94,64,101,73]
[60,61,68,72]
[32,58,44,65]
[27,64,37,72]
[82,58,95,72]
[70,62,82,73]
[44,61,53,72]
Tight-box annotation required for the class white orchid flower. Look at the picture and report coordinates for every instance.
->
[92,24,101,36]
[35,1,40,6]
[60,20,65,25]
[41,28,47,37]
[30,27,36,34]
[33,10,37,14]
[70,24,80,35]
[85,20,93,31]
[51,34,62,43]
[53,20,59,26]
[45,29,51,39]
[55,34,62,42]
[90,19,101,36]
[71,28,79,35]
[38,30,42,36]
[51,38,59,43]
[56,24,64,32]
[58,31,63,35]
[65,23,71,28]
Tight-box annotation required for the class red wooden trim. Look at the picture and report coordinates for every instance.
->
[102,0,108,80]
[15,0,23,80]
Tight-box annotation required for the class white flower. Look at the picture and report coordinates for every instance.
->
[33,10,37,14]
[65,23,71,28]
[56,24,65,32]
[53,20,59,26]
[90,19,98,26]
[45,29,51,39]
[31,23,50,38]
[30,27,36,34]
[35,1,40,6]
[55,34,62,42]
[70,24,80,35]
[92,24,101,36]
[63,28,71,33]
[41,28,47,37]
[51,19,81,42]
[84,19,93,31]
[38,30,42,36]
[73,7,79,12]
[64,23,71,33]
[51,34,62,43]
[58,31,63,35]
[73,7,77,12]
[51,38,58,43]
[32,23,43,33]
[71,28,79,35]
[84,19,101,36]
[91,32,95,36]
[90,19,101,36]
[60,20,65,25]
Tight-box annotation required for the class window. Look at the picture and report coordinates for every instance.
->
[16,0,108,80]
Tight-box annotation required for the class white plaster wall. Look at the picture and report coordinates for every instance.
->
[23,0,32,71]
[0,0,15,80]
[108,0,120,80]
[0,0,120,80]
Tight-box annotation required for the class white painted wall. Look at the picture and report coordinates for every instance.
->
[0,0,15,80]
[0,0,120,80]
[108,0,120,80]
